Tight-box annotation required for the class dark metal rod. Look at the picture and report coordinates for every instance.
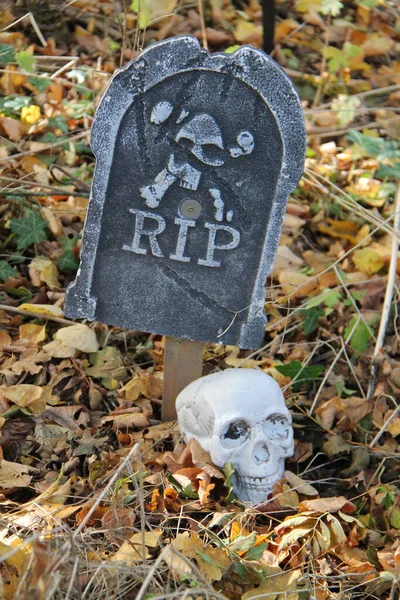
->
[262,0,275,55]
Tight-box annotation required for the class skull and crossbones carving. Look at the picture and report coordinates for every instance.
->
[140,101,254,221]
[176,369,294,504]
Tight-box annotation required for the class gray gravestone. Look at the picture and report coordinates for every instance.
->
[65,36,306,349]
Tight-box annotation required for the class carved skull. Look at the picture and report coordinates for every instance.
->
[175,114,225,167]
[176,369,294,504]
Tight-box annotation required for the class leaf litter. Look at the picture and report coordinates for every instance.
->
[0,1,400,599]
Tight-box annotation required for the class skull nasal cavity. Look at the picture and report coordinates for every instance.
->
[253,442,270,464]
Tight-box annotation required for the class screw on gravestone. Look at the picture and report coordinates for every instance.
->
[63,36,306,421]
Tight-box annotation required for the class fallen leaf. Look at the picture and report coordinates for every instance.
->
[299,496,356,514]
[0,116,25,141]
[19,304,63,317]
[0,459,33,490]
[242,568,302,599]
[19,324,46,344]
[285,471,318,496]
[171,532,230,582]
[111,530,161,563]
[54,323,99,353]
[29,257,60,289]
[102,507,136,543]
[0,384,49,415]
[43,339,76,358]
[0,331,12,346]
[353,248,385,275]
[278,271,318,297]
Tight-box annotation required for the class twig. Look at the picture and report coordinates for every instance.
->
[51,58,79,79]
[1,189,89,198]
[0,12,47,46]
[370,397,400,448]
[64,556,79,600]
[72,443,140,537]
[0,175,89,197]
[368,186,400,399]
[0,130,90,164]
[0,303,75,326]
[307,121,378,139]
[197,0,208,51]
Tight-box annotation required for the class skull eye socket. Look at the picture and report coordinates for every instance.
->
[221,420,249,448]
[264,414,289,440]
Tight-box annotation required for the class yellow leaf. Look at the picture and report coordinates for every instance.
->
[163,545,197,580]
[278,271,317,297]
[19,303,63,317]
[43,338,76,358]
[278,526,314,550]
[230,521,251,541]
[120,374,147,401]
[0,384,46,415]
[111,530,161,563]
[111,540,150,563]
[138,0,177,28]
[387,418,400,437]
[234,19,256,42]
[353,248,385,276]
[19,323,46,344]
[225,346,266,368]
[20,104,41,125]
[54,324,99,353]
[0,540,30,573]
[296,0,321,12]
[29,257,60,290]
[326,514,346,544]
[171,532,230,582]
[242,568,302,599]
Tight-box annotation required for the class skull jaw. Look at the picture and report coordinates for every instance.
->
[233,462,285,505]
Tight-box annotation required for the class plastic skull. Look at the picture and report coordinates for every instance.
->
[176,369,294,504]
[175,114,225,167]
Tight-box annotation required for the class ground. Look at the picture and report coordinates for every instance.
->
[0,1,400,599]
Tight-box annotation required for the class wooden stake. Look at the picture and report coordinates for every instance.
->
[162,336,205,421]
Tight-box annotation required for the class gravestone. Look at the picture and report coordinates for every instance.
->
[65,36,306,349]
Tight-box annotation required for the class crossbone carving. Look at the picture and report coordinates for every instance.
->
[140,103,254,210]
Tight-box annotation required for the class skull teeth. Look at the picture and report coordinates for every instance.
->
[236,474,279,490]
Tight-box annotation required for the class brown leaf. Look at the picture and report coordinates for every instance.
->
[299,496,356,514]
[102,409,149,430]
[285,472,318,496]
[41,207,63,237]
[9,348,50,376]
[101,507,135,544]
[76,504,108,528]
[43,405,90,429]
[194,27,231,45]
[173,467,203,490]
[0,116,24,142]
[0,459,33,490]
[278,271,318,297]
[163,487,181,512]
[0,331,12,347]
